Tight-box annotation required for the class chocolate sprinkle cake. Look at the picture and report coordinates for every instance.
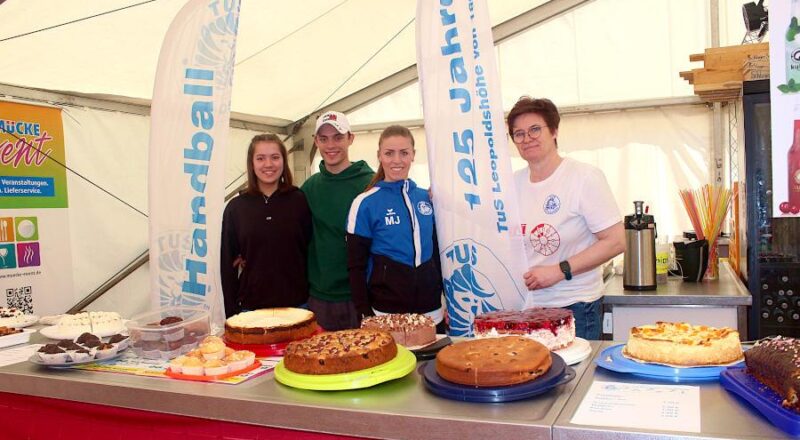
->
[745,336,800,413]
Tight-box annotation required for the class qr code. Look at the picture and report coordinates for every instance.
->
[6,286,33,314]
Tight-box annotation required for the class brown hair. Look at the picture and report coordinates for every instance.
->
[366,125,415,190]
[506,96,561,138]
[245,133,293,195]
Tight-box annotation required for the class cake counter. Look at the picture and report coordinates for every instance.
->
[0,337,601,440]
[552,341,789,440]
[602,261,752,340]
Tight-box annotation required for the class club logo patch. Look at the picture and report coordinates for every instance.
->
[543,194,561,214]
[417,201,433,216]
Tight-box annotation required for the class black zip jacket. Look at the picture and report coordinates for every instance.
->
[347,232,443,317]
[220,187,312,317]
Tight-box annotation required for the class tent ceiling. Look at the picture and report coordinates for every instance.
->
[0,0,553,122]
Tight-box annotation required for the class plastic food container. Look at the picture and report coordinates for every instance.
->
[126,307,210,360]
[0,328,36,349]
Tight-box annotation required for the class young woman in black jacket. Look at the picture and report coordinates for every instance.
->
[220,134,312,317]
[346,126,445,333]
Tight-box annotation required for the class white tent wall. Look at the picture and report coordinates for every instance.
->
[0,0,750,122]
[86,262,152,318]
[348,0,711,127]
[553,103,711,242]
[62,106,150,305]
[0,0,554,121]
[51,104,272,314]
[499,0,710,106]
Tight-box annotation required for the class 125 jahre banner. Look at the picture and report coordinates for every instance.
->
[416,0,529,335]
[0,100,76,315]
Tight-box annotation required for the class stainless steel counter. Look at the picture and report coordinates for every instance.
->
[603,262,751,306]
[602,262,752,340]
[0,337,601,440]
[553,342,790,440]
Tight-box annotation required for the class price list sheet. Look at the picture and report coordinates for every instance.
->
[571,381,701,433]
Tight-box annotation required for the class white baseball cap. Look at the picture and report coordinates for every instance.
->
[314,111,351,134]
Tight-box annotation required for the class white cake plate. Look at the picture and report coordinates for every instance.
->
[0,315,39,328]
[39,323,127,340]
[553,337,591,366]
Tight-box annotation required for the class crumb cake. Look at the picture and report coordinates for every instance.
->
[360,314,436,347]
[473,308,575,350]
[225,308,317,345]
[435,337,552,387]
[625,322,743,366]
[745,336,800,413]
[283,329,397,375]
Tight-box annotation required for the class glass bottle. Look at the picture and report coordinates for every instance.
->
[655,238,669,285]
[789,120,800,211]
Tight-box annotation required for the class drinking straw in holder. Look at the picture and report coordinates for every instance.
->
[678,185,732,279]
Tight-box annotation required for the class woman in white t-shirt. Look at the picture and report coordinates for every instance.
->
[507,97,625,340]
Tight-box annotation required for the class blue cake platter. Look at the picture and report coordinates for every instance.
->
[595,344,744,382]
[421,352,575,403]
[720,367,800,436]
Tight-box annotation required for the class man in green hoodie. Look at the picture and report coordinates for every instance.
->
[301,111,374,330]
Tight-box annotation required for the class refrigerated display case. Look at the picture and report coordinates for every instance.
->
[743,79,800,339]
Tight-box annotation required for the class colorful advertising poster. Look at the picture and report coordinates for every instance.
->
[0,101,68,208]
[0,100,75,315]
[771,0,800,217]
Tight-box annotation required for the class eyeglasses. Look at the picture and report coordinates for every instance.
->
[511,125,546,143]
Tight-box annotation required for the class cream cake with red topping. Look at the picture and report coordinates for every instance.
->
[473,308,575,350]
[360,313,435,347]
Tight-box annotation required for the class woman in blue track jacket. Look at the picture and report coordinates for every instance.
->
[346,125,444,330]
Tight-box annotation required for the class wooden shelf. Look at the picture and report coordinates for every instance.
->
[680,43,768,103]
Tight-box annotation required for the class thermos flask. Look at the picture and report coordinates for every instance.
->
[623,201,657,290]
